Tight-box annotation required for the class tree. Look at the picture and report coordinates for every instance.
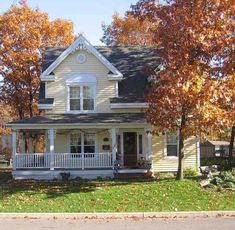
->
[104,0,234,179]
[0,2,75,120]
[101,0,158,45]
[145,0,234,179]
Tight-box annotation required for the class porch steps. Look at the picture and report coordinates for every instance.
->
[114,169,149,179]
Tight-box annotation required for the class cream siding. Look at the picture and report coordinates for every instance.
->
[46,50,116,114]
[42,47,198,172]
[152,135,198,172]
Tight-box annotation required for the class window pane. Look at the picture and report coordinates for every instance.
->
[70,146,81,153]
[167,134,177,144]
[70,86,80,98]
[70,133,81,145]
[83,99,94,110]
[138,135,143,154]
[70,99,80,110]
[83,86,93,98]
[84,146,95,153]
[84,134,95,145]
[167,145,177,156]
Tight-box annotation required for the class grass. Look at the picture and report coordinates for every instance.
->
[0,169,234,212]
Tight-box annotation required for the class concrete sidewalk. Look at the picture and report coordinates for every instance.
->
[1,217,235,230]
[0,211,235,220]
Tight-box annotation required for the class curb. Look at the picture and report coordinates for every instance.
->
[0,211,235,220]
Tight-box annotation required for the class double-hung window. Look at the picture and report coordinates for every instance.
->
[166,133,178,157]
[70,132,96,157]
[69,85,95,112]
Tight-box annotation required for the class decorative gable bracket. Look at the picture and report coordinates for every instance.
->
[41,35,123,81]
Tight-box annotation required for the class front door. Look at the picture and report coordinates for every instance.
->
[123,132,137,167]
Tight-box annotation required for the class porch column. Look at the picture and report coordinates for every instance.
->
[147,130,153,166]
[49,128,55,170]
[12,130,17,170]
[110,128,117,168]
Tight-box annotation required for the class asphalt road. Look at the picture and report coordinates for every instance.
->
[1,217,235,230]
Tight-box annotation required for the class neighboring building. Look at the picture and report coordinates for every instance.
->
[200,141,230,158]
[7,35,200,180]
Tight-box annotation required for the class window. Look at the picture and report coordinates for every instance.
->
[83,86,94,110]
[138,134,143,154]
[166,134,178,157]
[69,85,95,112]
[84,133,95,156]
[70,132,96,157]
[70,86,80,111]
[70,132,81,154]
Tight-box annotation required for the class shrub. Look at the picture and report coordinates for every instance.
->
[159,172,175,179]
[184,167,198,177]
[220,171,234,182]
[211,177,224,185]
[224,181,234,188]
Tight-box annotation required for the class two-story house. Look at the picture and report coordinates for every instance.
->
[8,35,200,180]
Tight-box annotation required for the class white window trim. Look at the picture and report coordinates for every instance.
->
[67,84,96,113]
[164,134,179,159]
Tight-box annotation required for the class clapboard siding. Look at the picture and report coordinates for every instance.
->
[46,50,116,114]
[152,135,198,172]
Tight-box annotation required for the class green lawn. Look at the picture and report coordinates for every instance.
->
[0,170,234,212]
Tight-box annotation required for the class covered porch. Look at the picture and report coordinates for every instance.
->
[9,113,153,179]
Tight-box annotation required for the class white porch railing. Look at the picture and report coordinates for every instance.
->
[15,152,112,169]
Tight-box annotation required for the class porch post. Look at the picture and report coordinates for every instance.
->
[147,130,153,166]
[49,128,55,170]
[12,130,17,170]
[111,128,117,168]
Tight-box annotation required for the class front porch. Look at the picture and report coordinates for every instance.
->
[11,125,153,179]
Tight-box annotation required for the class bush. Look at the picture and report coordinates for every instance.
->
[220,171,234,182]
[184,168,198,177]
[159,172,175,179]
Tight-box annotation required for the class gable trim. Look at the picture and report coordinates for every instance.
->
[41,35,123,80]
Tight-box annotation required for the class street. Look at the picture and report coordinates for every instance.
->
[1,217,235,230]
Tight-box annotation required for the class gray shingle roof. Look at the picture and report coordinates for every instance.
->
[8,113,147,125]
[42,46,161,102]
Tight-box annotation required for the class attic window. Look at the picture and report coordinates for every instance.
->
[77,54,87,64]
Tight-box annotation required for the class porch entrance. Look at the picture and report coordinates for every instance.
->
[123,132,137,167]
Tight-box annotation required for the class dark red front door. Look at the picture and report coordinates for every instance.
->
[123,132,137,167]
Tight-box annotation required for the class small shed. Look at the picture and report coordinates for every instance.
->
[200,140,230,158]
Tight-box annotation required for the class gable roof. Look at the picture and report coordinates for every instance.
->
[41,35,123,79]
[42,45,161,102]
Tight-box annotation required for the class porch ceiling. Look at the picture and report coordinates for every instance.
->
[8,113,148,127]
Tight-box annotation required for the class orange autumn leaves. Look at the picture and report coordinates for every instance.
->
[104,0,234,139]
[0,3,75,121]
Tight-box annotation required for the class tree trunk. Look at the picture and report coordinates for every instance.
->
[229,125,235,169]
[176,114,186,180]
[29,89,34,118]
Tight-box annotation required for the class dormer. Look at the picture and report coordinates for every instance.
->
[38,35,123,112]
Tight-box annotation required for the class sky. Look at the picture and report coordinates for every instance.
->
[1,0,137,45]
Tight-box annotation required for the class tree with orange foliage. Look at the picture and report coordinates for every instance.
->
[102,0,158,45]
[146,0,234,179]
[0,2,75,120]
[104,0,234,179]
